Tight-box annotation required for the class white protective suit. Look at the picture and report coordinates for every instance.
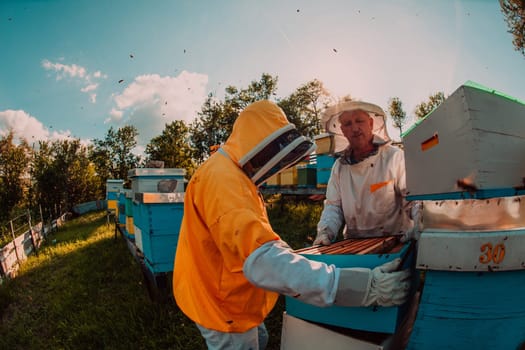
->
[318,141,414,239]
[316,101,414,241]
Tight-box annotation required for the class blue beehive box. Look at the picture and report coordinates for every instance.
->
[106,179,124,211]
[124,190,135,240]
[407,270,525,349]
[117,190,127,228]
[106,179,124,200]
[286,240,415,334]
[409,215,525,347]
[133,192,184,274]
[316,154,336,187]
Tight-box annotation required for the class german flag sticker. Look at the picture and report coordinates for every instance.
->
[421,133,439,151]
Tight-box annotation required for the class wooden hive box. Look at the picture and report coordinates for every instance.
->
[316,154,336,187]
[297,164,317,187]
[314,133,335,155]
[117,191,127,228]
[132,192,184,274]
[286,237,416,334]
[403,82,525,200]
[128,168,185,194]
[280,167,298,186]
[264,173,280,187]
[106,179,124,200]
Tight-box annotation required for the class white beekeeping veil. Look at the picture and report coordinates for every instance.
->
[321,101,391,153]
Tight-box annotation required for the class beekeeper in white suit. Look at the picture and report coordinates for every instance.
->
[174,100,411,350]
[314,100,417,245]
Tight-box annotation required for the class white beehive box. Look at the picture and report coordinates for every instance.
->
[128,168,185,194]
[403,82,525,198]
[280,313,391,350]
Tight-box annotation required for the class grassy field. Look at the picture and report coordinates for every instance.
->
[0,196,323,350]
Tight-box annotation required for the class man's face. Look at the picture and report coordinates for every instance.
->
[339,109,374,150]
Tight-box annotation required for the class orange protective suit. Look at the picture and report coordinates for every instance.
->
[173,101,290,332]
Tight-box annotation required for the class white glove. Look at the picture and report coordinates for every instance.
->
[400,228,421,243]
[364,258,411,307]
[402,201,423,242]
[334,258,411,307]
[313,229,334,246]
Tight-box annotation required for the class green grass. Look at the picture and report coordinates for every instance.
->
[0,199,323,349]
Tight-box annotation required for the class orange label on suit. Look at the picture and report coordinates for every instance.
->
[370,180,392,193]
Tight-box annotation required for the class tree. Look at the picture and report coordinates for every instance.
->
[224,73,279,109]
[278,79,333,138]
[33,139,100,218]
[0,130,31,221]
[32,141,58,217]
[414,92,446,119]
[388,97,407,137]
[500,0,525,57]
[190,73,280,163]
[145,121,196,178]
[189,95,231,164]
[90,125,140,182]
[55,140,100,209]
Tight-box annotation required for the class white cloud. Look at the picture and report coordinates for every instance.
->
[42,59,106,104]
[93,71,106,79]
[42,59,86,79]
[108,71,208,147]
[0,109,75,144]
[81,83,98,92]
[108,108,124,122]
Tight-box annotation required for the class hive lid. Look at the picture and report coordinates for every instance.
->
[128,168,186,177]
[106,179,124,184]
[402,81,525,198]
[134,192,184,203]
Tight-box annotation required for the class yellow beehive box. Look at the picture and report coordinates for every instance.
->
[265,173,281,187]
[126,216,135,234]
[314,133,335,155]
[107,199,117,210]
[280,167,298,186]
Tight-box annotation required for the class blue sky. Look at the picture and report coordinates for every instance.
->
[1,0,524,153]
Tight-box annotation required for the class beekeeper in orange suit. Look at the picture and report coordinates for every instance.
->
[314,101,418,245]
[173,100,411,350]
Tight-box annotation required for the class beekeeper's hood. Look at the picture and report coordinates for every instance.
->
[321,101,391,153]
[222,100,316,187]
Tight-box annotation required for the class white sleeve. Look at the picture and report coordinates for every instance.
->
[243,240,340,307]
[395,149,416,228]
[317,161,344,237]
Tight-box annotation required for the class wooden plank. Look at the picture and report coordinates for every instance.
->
[295,237,401,255]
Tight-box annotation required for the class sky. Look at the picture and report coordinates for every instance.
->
[1,0,524,154]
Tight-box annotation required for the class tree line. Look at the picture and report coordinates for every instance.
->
[0,73,444,229]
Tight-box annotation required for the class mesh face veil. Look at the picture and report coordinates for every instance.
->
[239,124,316,187]
[321,101,391,153]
